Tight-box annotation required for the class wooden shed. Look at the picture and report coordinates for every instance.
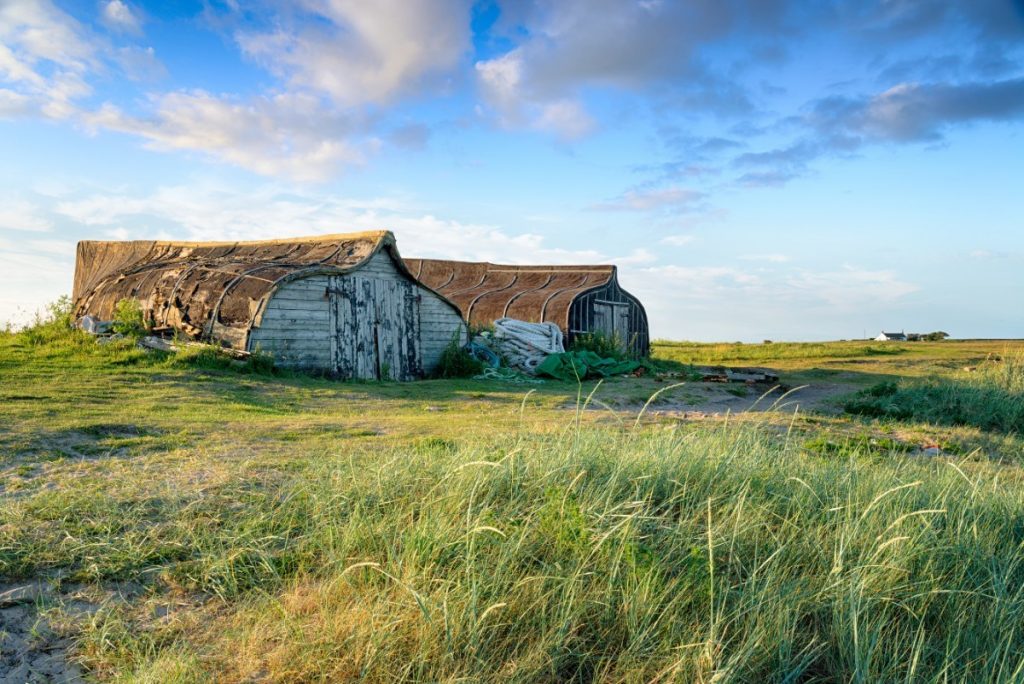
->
[72,231,466,380]
[403,259,650,357]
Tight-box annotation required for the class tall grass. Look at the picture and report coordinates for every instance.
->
[845,352,1024,434]
[5,307,1024,681]
[6,421,1021,681]
[653,340,909,365]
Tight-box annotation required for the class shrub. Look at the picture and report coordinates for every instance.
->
[170,344,277,376]
[804,433,912,458]
[42,295,74,329]
[111,298,149,338]
[864,345,905,356]
[434,333,484,378]
[19,295,77,345]
[570,331,625,360]
[245,347,276,375]
[844,355,1024,432]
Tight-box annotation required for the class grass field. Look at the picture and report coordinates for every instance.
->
[2,318,1024,682]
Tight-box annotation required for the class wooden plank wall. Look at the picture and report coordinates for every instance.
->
[420,289,466,372]
[248,276,333,369]
[568,281,650,358]
[248,251,466,377]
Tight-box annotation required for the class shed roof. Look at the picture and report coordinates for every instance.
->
[403,258,617,329]
[73,231,413,349]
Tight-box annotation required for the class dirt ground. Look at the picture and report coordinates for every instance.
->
[0,580,156,684]
[663,381,857,415]
[570,378,860,420]
[1,582,88,684]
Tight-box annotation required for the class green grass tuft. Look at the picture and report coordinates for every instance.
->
[434,332,485,378]
[845,353,1024,433]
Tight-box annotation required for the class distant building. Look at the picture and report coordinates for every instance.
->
[874,331,907,341]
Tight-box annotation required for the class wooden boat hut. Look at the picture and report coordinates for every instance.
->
[72,231,466,380]
[403,259,650,357]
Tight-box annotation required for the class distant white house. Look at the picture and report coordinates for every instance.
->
[874,331,907,341]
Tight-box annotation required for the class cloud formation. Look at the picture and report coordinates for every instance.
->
[732,76,1024,187]
[236,0,473,105]
[0,1,474,179]
[591,187,705,213]
[475,0,777,136]
[3,0,1020,186]
[810,78,1024,142]
[0,0,96,119]
[50,184,608,265]
[86,91,375,181]
[0,200,53,232]
[100,0,141,35]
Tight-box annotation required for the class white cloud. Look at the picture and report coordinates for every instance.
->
[0,87,34,116]
[617,261,920,340]
[236,0,473,106]
[0,200,53,232]
[633,264,761,297]
[476,51,596,140]
[0,0,96,71]
[0,235,69,327]
[968,249,1013,260]
[592,187,704,212]
[739,253,790,263]
[27,238,75,256]
[0,2,382,180]
[614,248,658,265]
[101,0,142,35]
[474,0,769,138]
[85,91,375,181]
[784,266,919,310]
[0,42,46,87]
[51,184,608,266]
[0,0,96,119]
[116,45,166,81]
[533,99,596,140]
[661,234,696,247]
[475,51,523,111]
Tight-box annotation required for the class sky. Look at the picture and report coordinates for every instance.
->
[0,0,1022,341]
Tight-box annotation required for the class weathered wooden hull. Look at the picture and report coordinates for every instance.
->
[404,259,650,357]
[73,231,466,378]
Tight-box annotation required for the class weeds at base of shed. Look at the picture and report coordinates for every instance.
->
[110,299,149,339]
[569,331,628,361]
[433,333,485,379]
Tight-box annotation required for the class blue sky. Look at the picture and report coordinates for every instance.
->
[1,0,1022,340]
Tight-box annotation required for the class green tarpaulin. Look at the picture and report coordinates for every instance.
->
[536,351,643,382]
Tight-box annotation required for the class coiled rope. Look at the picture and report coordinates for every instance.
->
[481,317,564,374]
